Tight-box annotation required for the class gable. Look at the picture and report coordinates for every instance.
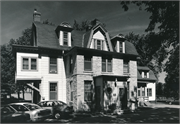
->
[86,25,113,52]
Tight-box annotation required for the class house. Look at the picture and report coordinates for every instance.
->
[137,66,157,102]
[13,10,157,111]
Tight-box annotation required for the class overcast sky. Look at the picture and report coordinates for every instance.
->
[0,1,166,83]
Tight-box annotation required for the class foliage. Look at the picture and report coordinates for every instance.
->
[164,45,179,97]
[42,19,55,26]
[1,28,32,96]
[73,19,106,31]
[121,1,179,97]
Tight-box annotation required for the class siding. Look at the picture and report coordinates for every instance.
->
[16,52,67,103]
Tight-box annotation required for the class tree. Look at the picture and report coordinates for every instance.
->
[73,19,106,31]
[121,1,179,97]
[1,27,32,99]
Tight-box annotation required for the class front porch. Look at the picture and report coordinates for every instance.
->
[93,75,130,111]
[15,79,41,103]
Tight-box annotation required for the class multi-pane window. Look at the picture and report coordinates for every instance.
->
[94,39,104,50]
[63,32,68,45]
[23,58,29,70]
[22,58,37,70]
[70,82,74,101]
[84,81,92,102]
[119,41,123,53]
[84,56,92,71]
[102,58,112,72]
[123,60,129,74]
[50,83,57,100]
[147,88,152,96]
[31,59,37,70]
[49,57,57,74]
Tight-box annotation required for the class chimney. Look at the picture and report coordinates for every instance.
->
[33,9,41,22]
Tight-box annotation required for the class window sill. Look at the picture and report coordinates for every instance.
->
[21,70,38,72]
[83,71,93,73]
[49,73,58,74]
[101,72,113,74]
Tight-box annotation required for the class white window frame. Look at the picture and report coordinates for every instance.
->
[22,57,38,71]
[49,57,58,74]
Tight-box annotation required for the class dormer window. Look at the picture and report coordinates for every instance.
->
[119,41,123,53]
[55,22,73,47]
[141,71,149,78]
[94,39,104,50]
[63,32,68,45]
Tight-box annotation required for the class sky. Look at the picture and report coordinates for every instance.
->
[0,1,166,83]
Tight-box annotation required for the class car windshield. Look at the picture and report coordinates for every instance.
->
[57,101,66,105]
[24,104,41,110]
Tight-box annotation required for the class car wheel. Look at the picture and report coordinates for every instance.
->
[54,112,61,119]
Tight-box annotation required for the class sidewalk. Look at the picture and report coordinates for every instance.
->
[150,102,180,108]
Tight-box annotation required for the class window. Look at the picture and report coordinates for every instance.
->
[123,60,129,74]
[49,57,57,74]
[50,83,57,100]
[69,55,73,73]
[144,72,149,78]
[102,58,112,72]
[94,39,104,50]
[23,58,29,70]
[11,105,29,111]
[70,82,74,101]
[63,31,68,45]
[138,90,141,96]
[84,56,92,71]
[142,91,145,96]
[22,58,37,70]
[31,59,37,70]
[147,88,152,96]
[84,81,92,102]
[119,41,123,53]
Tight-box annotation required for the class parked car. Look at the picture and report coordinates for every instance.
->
[37,100,74,119]
[1,102,52,123]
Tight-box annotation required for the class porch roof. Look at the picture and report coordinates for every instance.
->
[93,74,130,81]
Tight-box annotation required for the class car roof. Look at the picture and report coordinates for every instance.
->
[8,102,38,106]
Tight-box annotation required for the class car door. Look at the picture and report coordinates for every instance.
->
[1,106,27,123]
[39,101,54,114]
[1,106,15,122]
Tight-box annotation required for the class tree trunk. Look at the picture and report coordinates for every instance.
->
[23,90,25,100]
[18,91,20,100]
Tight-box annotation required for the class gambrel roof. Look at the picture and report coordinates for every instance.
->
[32,21,139,56]
[137,66,157,82]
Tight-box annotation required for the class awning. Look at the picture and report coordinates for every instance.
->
[26,84,40,93]
[138,81,156,84]
[93,74,130,81]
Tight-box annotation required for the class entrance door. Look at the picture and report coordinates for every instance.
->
[119,87,127,110]
[49,83,57,100]
[95,86,101,111]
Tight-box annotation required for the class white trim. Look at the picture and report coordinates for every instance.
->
[123,42,125,53]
